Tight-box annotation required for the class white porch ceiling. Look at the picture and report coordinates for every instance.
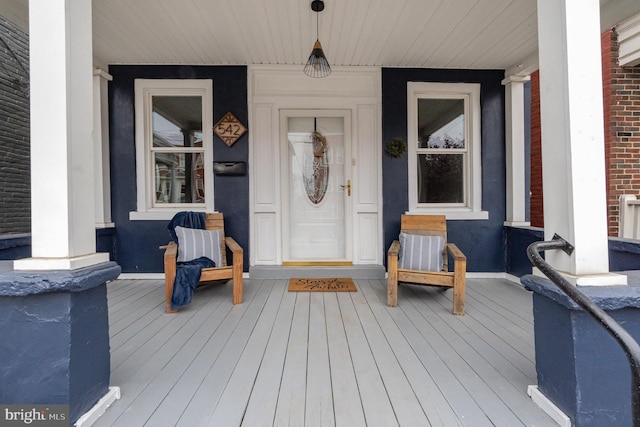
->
[2,0,640,71]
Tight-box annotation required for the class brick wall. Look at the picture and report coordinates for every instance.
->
[529,30,640,236]
[0,17,30,234]
[605,29,640,236]
[529,71,544,228]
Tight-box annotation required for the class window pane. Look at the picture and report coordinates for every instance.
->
[152,96,202,147]
[417,154,464,203]
[154,152,205,204]
[417,99,465,149]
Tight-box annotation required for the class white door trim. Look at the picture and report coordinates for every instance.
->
[248,65,382,267]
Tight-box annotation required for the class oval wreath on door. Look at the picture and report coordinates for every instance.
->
[302,131,329,204]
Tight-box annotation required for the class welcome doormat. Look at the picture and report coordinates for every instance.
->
[288,278,357,292]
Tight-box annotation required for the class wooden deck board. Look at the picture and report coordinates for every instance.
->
[94,277,557,427]
[208,280,289,426]
[174,280,272,427]
[304,293,336,427]
[273,292,310,426]
[324,292,368,426]
[357,279,461,427]
[409,283,551,425]
[145,280,266,427]
[336,291,400,427]
[240,281,296,426]
[375,283,495,426]
[98,286,231,426]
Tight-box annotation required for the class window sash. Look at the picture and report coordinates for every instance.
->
[133,79,214,219]
[407,82,484,219]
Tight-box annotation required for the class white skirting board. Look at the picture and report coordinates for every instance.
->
[527,385,571,427]
[75,386,121,427]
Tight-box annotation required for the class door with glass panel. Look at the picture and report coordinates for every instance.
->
[281,110,352,264]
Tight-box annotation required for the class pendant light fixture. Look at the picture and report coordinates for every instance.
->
[304,0,331,78]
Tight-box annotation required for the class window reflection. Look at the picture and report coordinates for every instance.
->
[416,98,466,204]
[152,96,202,147]
[154,152,204,204]
[417,99,465,149]
[417,154,464,204]
[151,95,205,205]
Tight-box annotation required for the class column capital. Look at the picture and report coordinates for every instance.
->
[93,68,113,81]
[502,75,530,86]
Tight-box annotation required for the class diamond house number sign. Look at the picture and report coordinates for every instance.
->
[214,112,247,147]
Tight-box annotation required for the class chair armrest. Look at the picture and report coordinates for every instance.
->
[388,240,400,258]
[446,243,466,262]
[387,240,401,307]
[225,236,244,305]
[447,243,467,274]
[164,241,178,261]
[225,236,243,255]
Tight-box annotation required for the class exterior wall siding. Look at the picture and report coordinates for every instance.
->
[109,65,249,273]
[382,68,507,272]
[530,29,640,236]
[606,29,640,237]
[529,71,544,228]
[0,17,30,235]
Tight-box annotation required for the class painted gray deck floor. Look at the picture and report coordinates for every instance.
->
[94,277,557,427]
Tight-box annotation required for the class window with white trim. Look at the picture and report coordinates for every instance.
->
[132,79,214,220]
[407,82,486,219]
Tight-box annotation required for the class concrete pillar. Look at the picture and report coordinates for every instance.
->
[503,75,530,227]
[536,0,625,285]
[15,0,108,271]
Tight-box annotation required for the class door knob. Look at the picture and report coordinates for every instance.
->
[340,180,351,196]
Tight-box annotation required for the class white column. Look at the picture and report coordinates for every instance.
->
[93,68,114,228]
[503,75,530,227]
[15,0,108,270]
[536,0,625,285]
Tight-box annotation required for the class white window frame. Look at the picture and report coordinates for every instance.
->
[407,82,487,220]
[130,79,214,221]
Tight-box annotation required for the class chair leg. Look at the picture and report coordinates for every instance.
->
[165,268,177,314]
[452,274,465,316]
[232,250,243,305]
[387,273,398,307]
[232,275,243,305]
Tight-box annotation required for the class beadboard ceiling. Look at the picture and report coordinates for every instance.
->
[2,0,640,71]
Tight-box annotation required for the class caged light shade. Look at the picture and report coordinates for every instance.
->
[304,40,331,78]
[304,0,331,78]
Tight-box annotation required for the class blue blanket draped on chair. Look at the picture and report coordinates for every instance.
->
[167,211,206,242]
[167,211,215,309]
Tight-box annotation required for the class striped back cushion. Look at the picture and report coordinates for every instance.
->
[175,226,222,267]
[398,232,444,272]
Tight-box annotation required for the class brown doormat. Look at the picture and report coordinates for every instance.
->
[288,278,357,292]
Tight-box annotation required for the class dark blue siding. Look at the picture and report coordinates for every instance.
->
[382,68,506,272]
[108,65,249,273]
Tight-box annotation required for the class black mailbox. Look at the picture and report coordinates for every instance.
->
[213,161,246,176]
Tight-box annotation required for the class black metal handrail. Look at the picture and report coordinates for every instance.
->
[527,235,640,426]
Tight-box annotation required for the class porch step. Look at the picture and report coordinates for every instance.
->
[249,265,386,279]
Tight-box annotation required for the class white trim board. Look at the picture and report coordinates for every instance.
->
[75,387,121,427]
[118,271,519,282]
[527,385,571,427]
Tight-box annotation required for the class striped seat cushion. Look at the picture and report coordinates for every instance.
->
[175,226,222,267]
[398,232,444,272]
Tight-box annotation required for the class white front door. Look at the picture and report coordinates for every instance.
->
[281,110,352,264]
